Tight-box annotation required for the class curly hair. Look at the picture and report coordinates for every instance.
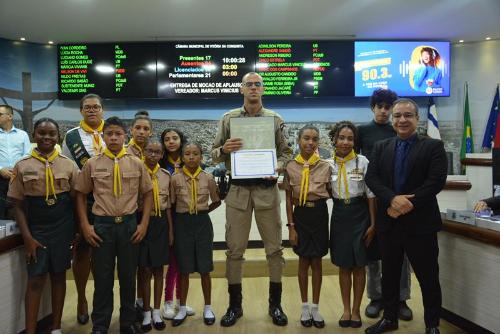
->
[369,89,399,109]
[329,120,358,148]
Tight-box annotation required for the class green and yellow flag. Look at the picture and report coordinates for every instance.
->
[460,82,473,174]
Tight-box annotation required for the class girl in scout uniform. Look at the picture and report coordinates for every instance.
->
[159,128,196,319]
[126,110,153,161]
[284,125,332,328]
[138,139,174,332]
[8,118,78,334]
[170,142,221,327]
[328,121,376,329]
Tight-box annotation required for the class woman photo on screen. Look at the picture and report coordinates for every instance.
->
[413,47,442,92]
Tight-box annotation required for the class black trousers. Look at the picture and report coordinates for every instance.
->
[379,228,441,328]
[0,178,9,219]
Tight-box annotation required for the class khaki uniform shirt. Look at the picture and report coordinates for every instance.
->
[211,107,292,172]
[74,153,153,216]
[283,159,332,201]
[139,168,171,213]
[126,144,143,160]
[8,154,79,200]
[170,170,220,213]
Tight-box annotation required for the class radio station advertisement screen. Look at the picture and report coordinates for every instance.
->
[354,41,450,97]
[58,43,157,99]
[256,41,353,97]
[157,42,256,98]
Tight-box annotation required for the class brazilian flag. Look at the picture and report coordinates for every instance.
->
[460,82,473,174]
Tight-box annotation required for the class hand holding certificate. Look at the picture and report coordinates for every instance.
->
[230,117,278,179]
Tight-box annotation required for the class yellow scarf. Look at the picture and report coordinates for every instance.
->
[294,153,321,206]
[31,149,59,202]
[167,155,182,174]
[80,120,104,154]
[182,166,202,214]
[146,163,162,217]
[103,147,127,197]
[334,150,357,201]
[128,138,144,161]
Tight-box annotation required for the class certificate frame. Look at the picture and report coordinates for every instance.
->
[231,149,278,179]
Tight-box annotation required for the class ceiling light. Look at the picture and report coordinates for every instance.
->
[48,41,54,45]
[20,37,26,41]
[485,37,491,40]
[459,40,464,43]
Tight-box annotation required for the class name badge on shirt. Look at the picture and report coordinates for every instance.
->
[348,168,364,181]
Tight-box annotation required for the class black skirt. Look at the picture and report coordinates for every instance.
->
[138,212,170,268]
[330,197,370,268]
[292,200,329,258]
[25,192,75,277]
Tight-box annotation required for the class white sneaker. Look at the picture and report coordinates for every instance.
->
[162,301,176,320]
[175,299,195,316]
[51,330,63,334]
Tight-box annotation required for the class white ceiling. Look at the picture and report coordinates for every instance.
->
[0,0,498,44]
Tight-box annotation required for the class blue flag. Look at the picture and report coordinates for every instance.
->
[481,84,500,150]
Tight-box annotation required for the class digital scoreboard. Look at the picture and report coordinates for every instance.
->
[58,43,157,99]
[157,41,256,98]
[256,41,354,97]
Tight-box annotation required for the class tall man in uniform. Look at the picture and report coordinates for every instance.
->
[212,72,292,327]
[62,94,105,325]
[357,89,413,321]
[0,104,31,219]
[365,98,447,334]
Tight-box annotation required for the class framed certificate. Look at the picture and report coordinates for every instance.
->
[230,117,275,149]
[231,149,278,179]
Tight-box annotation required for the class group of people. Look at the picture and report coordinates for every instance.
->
[0,71,466,334]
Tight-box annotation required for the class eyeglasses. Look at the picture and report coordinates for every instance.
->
[82,105,102,112]
[393,113,416,119]
[242,81,263,87]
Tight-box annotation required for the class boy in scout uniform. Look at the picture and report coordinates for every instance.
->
[75,116,153,334]
[211,72,292,327]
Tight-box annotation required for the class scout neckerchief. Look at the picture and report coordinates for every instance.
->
[80,120,104,154]
[128,138,145,161]
[167,155,182,174]
[146,163,161,217]
[182,166,202,214]
[103,147,127,197]
[31,149,59,205]
[294,153,321,206]
[334,149,357,202]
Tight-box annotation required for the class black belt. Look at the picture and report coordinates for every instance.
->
[333,196,365,205]
[177,210,209,216]
[95,214,135,224]
[229,177,277,187]
[293,198,327,208]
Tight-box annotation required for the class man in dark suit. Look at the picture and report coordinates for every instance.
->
[365,98,447,334]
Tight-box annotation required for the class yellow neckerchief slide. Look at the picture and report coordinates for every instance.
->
[182,166,202,214]
[128,138,144,161]
[167,155,182,174]
[146,163,161,217]
[103,147,127,197]
[334,149,357,201]
[31,149,59,202]
[294,153,321,206]
[80,120,104,154]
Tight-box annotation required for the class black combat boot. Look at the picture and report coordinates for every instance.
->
[220,283,243,327]
[268,281,288,326]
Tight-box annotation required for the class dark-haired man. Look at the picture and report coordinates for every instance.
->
[0,104,31,219]
[357,89,413,321]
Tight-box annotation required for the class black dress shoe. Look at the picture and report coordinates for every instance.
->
[90,330,107,334]
[425,327,440,334]
[339,318,351,328]
[204,315,216,325]
[78,313,90,325]
[120,324,144,334]
[350,319,362,328]
[269,305,288,326]
[171,315,187,327]
[301,317,313,327]
[313,319,325,328]
[152,320,166,331]
[398,301,413,321]
[220,307,243,327]
[365,318,398,334]
[140,323,152,333]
